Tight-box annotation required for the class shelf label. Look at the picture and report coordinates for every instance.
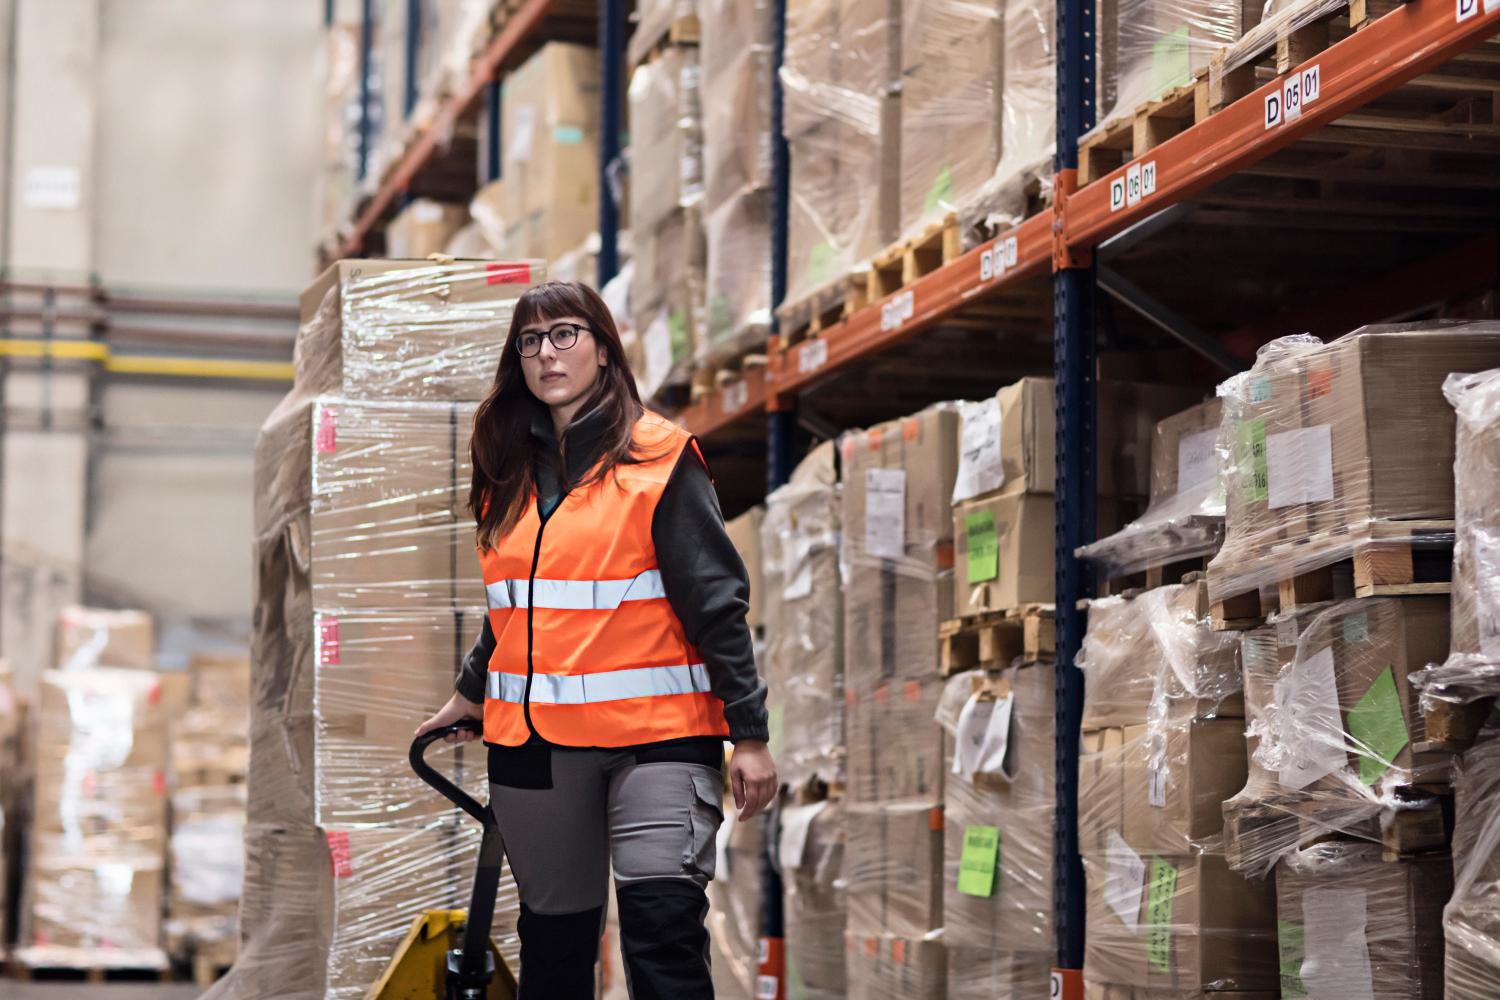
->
[1110,176,1126,211]
[722,379,749,414]
[798,337,829,374]
[979,234,1020,281]
[1266,64,1321,130]
[1458,0,1480,21]
[1111,161,1156,212]
[880,289,915,332]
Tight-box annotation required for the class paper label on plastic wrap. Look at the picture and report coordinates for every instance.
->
[755,975,779,1000]
[23,165,81,209]
[956,825,1000,897]
[1145,856,1178,973]
[1276,616,1299,648]
[413,201,444,223]
[94,863,135,899]
[328,831,353,878]
[924,165,953,216]
[1151,25,1193,91]
[1237,419,1269,503]
[1278,646,1349,790]
[1104,831,1146,933]
[1147,762,1168,808]
[1278,920,1308,998]
[965,511,999,584]
[782,536,815,600]
[1176,429,1218,495]
[1347,666,1408,785]
[643,313,674,396]
[778,800,829,870]
[316,406,338,453]
[1301,887,1374,1000]
[953,398,1004,502]
[317,616,341,666]
[1342,612,1369,644]
[510,104,536,161]
[952,692,1013,779]
[1266,425,1334,509]
[864,468,906,559]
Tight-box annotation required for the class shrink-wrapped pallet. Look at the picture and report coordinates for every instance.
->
[781,797,848,998]
[845,933,946,999]
[0,661,19,954]
[1447,735,1500,998]
[708,806,763,997]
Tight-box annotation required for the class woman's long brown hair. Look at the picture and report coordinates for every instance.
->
[469,281,644,549]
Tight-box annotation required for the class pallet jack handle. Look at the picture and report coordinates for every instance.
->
[409,720,490,824]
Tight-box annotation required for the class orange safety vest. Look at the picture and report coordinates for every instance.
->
[479,410,730,747]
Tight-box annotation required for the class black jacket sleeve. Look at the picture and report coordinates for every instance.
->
[454,615,493,704]
[653,447,770,743]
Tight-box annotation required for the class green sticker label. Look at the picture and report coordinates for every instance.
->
[806,240,837,286]
[667,311,690,363]
[1348,666,1409,785]
[553,124,585,144]
[957,825,1000,897]
[1237,419,1269,504]
[965,510,999,584]
[1151,25,1193,92]
[1250,375,1272,403]
[768,704,785,755]
[1342,612,1369,644]
[1278,920,1307,998]
[923,165,954,216]
[1146,856,1178,973]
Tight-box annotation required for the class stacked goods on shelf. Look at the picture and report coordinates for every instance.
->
[1207,324,1500,625]
[1078,398,1225,589]
[165,654,252,975]
[935,662,1055,999]
[628,40,706,399]
[0,659,21,956]
[210,260,539,1000]
[386,199,469,260]
[840,404,960,999]
[317,12,364,245]
[763,442,847,996]
[1077,583,1281,999]
[18,653,171,970]
[951,377,1202,620]
[630,0,700,67]
[1412,367,1500,996]
[54,605,155,671]
[471,43,602,264]
[699,0,774,372]
[778,0,900,316]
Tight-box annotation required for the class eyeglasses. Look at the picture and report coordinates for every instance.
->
[515,323,588,358]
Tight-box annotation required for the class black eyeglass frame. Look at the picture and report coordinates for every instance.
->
[514,322,591,358]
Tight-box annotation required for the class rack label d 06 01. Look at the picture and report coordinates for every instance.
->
[1109,160,1156,212]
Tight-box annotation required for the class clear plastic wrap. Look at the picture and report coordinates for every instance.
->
[703,187,772,365]
[841,405,961,804]
[1447,733,1500,998]
[629,0,699,68]
[780,0,899,306]
[763,442,844,795]
[495,43,601,263]
[630,209,706,399]
[782,797,848,999]
[1207,324,1500,607]
[936,665,1055,984]
[1078,399,1226,580]
[1221,597,1449,876]
[629,46,704,234]
[1274,841,1450,1000]
[845,799,944,939]
[845,934,947,1000]
[701,0,774,210]
[316,16,363,245]
[991,0,1057,221]
[385,199,469,260]
[297,259,545,403]
[17,668,170,969]
[54,605,154,671]
[708,805,763,997]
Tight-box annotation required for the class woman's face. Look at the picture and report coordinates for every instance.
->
[517,314,608,410]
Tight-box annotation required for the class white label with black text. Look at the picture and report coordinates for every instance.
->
[880,289,915,332]
[1264,91,1283,129]
[1458,0,1480,21]
[1110,177,1126,212]
[1126,162,1143,207]
[723,380,749,413]
[798,337,829,374]
[1283,76,1304,122]
[1148,764,1167,808]
[1141,161,1157,198]
[865,468,907,559]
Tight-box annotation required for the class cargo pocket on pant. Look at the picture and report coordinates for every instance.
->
[681,767,724,880]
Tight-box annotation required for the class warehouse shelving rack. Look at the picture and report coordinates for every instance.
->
[331,0,1500,991]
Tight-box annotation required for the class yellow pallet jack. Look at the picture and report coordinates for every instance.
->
[367,721,519,1000]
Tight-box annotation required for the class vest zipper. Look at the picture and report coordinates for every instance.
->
[521,502,550,740]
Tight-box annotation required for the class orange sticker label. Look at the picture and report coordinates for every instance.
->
[902,417,920,442]
[328,831,353,878]
[868,429,884,451]
[904,680,922,703]
[1307,367,1333,399]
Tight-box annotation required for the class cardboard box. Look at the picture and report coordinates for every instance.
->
[1121,715,1247,854]
[1450,737,1500,999]
[19,862,166,966]
[846,800,944,938]
[385,199,469,260]
[846,674,947,803]
[1080,727,1127,856]
[725,505,765,631]
[708,808,763,996]
[1274,844,1449,1000]
[842,404,962,559]
[297,259,542,402]
[700,0,775,210]
[946,946,1050,999]
[628,45,701,234]
[1150,397,1222,505]
[55,605,154,670]
[783,797,849,996]
[845,934,946,1000]
[952,491,1056,615]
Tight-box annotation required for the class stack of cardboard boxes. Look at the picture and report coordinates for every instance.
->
[216,259,538,1000]
[17,608,169,972]
[0,659,17,959]
[628,36,706,399]
[699,0,774,371]
[840,403,959,999]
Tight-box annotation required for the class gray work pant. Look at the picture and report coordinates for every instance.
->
[489,745,726,998]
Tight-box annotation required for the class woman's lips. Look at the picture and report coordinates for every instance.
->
[541,372,566,382]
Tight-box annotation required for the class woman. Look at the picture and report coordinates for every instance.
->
[417,280,776,999]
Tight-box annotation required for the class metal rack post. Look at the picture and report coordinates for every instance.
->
[1053,0,1097,988]
[597,0,626,287]
[357,0,375,182]
[766,0,796,497]
[483,80,502,184]
[404,0,422,119]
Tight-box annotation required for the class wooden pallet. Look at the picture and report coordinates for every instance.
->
[938,604,1055,675]
[1380,789,1455,861]
[1098,554,1214,598]
[1421,697,1497,753]
[192,954,234,987]
[867,213,961,302]
[11,963,174,983]
[688,348,768,404]
[1081,0,1402,186]
[627,12,700,70]
[775,270,869,351]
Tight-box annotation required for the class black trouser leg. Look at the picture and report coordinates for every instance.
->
[515,902,604,999]
[615,880,715,1000]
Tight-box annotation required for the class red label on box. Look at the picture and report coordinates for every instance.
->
[486,262,532,285]
[867,429,883,451]
[1307,367,1333,399]
[316,406,338,453]
[153,769,166,796]
[890,938,907,963]
[328,831,353,877]
[147,681,162,705]
[319,617,341,666]
[903,680,921,703]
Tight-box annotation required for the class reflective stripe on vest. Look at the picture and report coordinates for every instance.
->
[485,568,667,610]
[487,662,711,704]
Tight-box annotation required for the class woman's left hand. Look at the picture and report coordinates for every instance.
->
[728,739,779,822]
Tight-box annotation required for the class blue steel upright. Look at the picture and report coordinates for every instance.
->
[767,0,796,495]
[357,0,375,181]
[404,0,422,119]
[1054,0,1098,978]
[597,0,626,287]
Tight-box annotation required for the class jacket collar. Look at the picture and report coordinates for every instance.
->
[530,397,611,496]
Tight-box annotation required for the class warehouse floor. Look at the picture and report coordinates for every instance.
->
[0,985,201,999]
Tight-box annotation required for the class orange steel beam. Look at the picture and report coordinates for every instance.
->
[340,0,555,257]
[1067,0,1500,248]
[673,367,770,438]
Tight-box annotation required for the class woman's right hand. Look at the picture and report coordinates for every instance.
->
[415,692,484,744]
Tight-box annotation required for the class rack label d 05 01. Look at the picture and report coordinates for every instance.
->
[1265,64,1321,129]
